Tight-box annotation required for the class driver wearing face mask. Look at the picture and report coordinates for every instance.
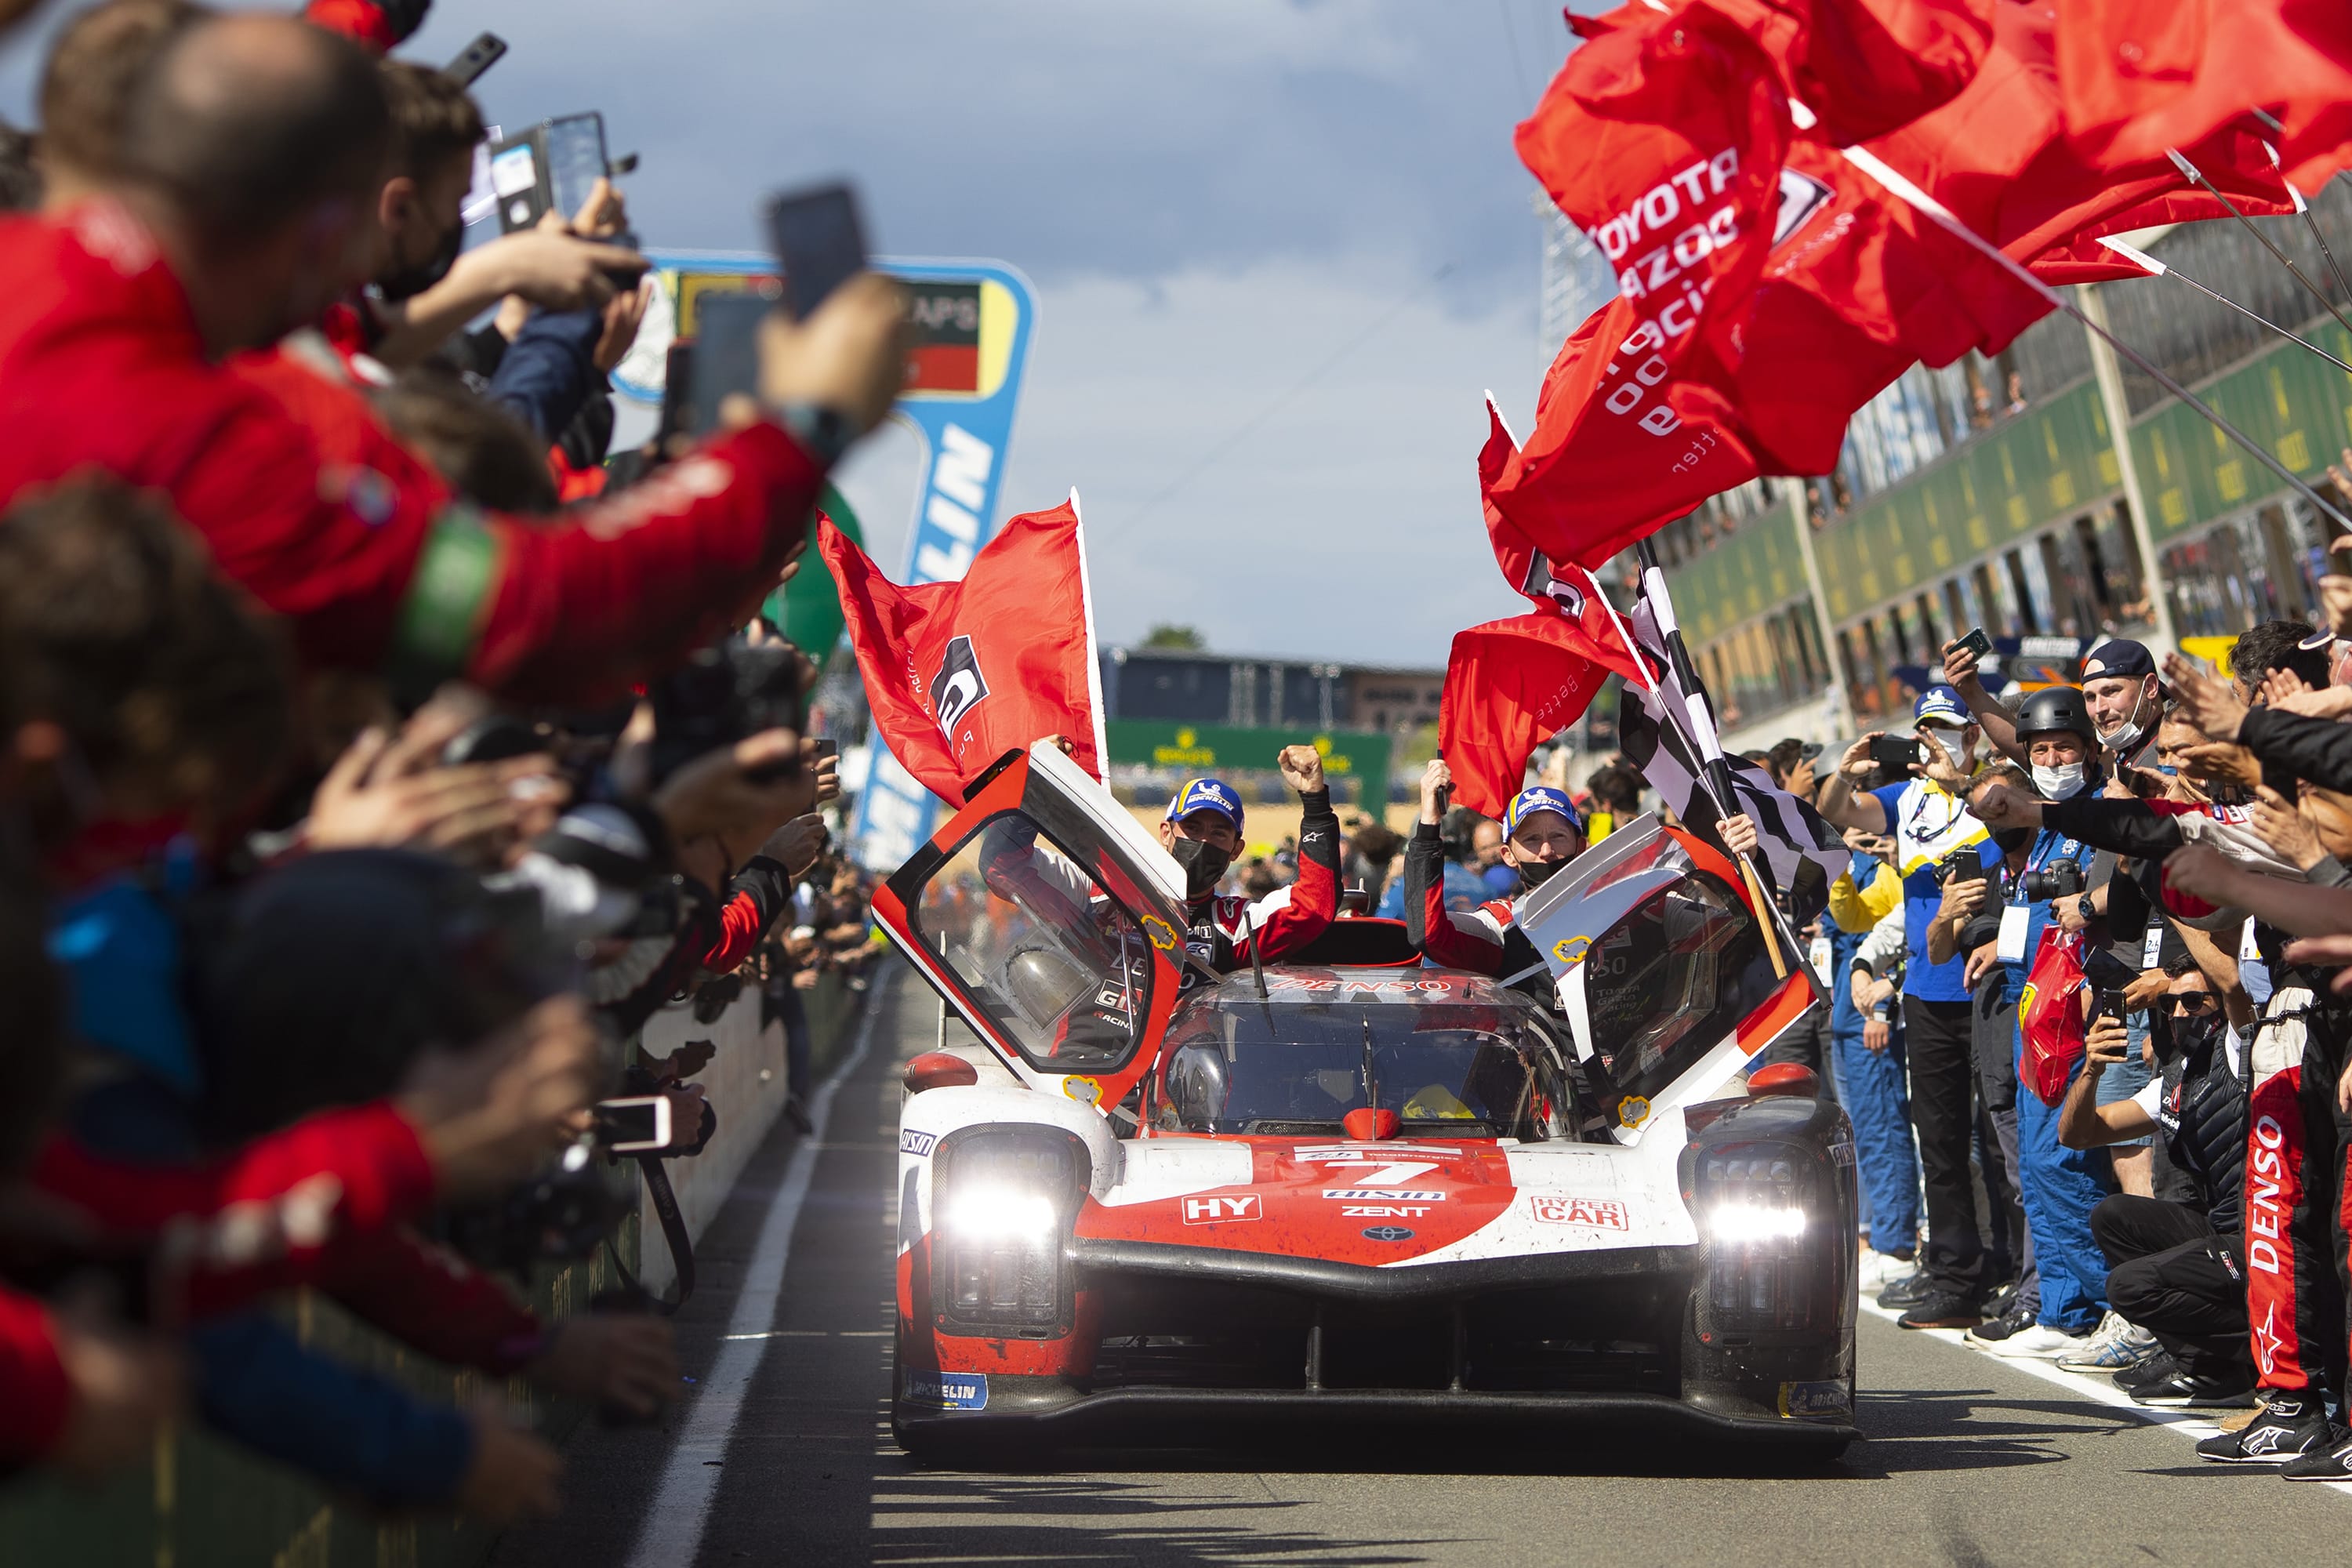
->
[1405,761,1765,988]
[1153,753,1339,975]
[1406,774,1588,981]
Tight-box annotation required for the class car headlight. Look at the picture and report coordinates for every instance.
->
[1704,1153,1808,1244]
[939,1185,1061,1243]
[931,1127,1088,1337]
[1692,1144,1828,1334]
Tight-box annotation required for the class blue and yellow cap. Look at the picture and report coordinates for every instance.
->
[1165,777,1243,833]
[1912,684,1971,728]
[1502,786,1581,838]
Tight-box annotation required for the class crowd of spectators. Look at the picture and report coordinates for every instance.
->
[1732,617,2352,1478]
[0,0,909,1521]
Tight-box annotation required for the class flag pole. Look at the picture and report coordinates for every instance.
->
[2252,110,2352,307]
[2096,238,2352,378]
[2165,149,2352,343]
[1068,488,1110,773]
[1839,144,2352,538]
[1594,551,1788,979]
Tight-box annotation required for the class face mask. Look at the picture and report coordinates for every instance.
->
[1518,855,1570,891]
[1991,825,2034,853]
[2032,761,2089,800]
[1925,730,1975,771]
[377,218,463,301]
[2098,688,2155,753]
[1167,835,1232,900]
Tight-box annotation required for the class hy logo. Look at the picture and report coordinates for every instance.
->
[931,634,989,736]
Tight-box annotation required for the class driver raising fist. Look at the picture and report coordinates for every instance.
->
[1149,743,1340,975]
[980,740,1340,981]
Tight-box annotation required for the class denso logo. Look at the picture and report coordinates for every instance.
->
[2249,1115,2288,1275]
[1529,1196,1630,1230]
[1182,1194,1260,1225]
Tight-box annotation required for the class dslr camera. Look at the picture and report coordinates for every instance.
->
[648,631,807,784]
[1933,849,1991,887]
[2020,858,2086,901]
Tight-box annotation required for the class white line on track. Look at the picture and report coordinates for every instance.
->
[623,971,893,1568]
[1857,1295,2352,1497]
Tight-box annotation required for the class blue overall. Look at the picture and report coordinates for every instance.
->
[1826,869,1919,1257]
[2002,824,2114,1334]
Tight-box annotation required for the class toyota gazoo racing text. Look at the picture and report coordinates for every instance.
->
[872,741,1857,1458]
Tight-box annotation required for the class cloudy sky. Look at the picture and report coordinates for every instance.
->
[0,0,1597,669]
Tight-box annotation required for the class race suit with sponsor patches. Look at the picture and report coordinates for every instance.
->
[1402,822,1541,980]
[978,789,1339,983]
[2240,978,2352,1399]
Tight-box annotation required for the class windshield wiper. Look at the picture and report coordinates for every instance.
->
[1360,1018,1378,1114]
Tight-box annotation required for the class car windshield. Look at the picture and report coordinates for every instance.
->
[1154,996,1575,1139]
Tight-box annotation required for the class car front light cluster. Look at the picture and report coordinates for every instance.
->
[1695,1145,1823,1334]
[932,1128,1087,1336]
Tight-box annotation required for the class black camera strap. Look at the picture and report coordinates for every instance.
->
[607,1153,695,1316]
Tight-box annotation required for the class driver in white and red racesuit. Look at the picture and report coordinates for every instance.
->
[978,746,1340,981]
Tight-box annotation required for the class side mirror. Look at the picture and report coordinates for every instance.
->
[903,1051,979,1093]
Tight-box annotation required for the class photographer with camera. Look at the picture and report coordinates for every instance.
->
[1820,688,2002,1329]
[1951,691,2117,1359]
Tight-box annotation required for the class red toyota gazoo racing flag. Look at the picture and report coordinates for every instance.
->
[820,494,1106,806]
[1488,0,1791,570]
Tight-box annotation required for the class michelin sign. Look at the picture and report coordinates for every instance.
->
[614,252,1039,871]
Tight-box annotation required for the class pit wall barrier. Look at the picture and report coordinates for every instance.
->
[0,971,867,1568]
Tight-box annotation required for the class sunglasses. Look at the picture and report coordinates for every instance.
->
[2169,991,2216,1012]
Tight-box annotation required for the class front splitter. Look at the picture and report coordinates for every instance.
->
[895,1385,1856,1452]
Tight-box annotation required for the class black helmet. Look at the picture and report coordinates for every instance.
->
[2014,685,2097,746]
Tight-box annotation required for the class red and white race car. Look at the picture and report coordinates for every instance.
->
[874,742,1857,1459]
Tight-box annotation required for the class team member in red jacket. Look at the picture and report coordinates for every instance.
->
[0,13,905,705]
[1408,768,1590,978]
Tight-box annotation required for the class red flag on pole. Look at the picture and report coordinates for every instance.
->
[819,496,1105,806]
[1868,2,2293,289]
[1574,0,1995,147]
[1439,611,1643,820]
[2054,0,2352,180]
[1494,0,1788,568]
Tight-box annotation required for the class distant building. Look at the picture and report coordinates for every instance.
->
[1101,647,1443,734]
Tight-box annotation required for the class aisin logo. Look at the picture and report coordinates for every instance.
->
[931,635,989,736]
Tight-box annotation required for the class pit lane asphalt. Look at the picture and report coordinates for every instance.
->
[492,964,2352,1568]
